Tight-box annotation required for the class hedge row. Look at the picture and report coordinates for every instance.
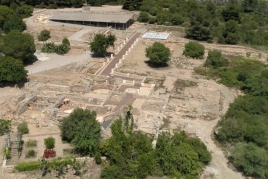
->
[15,161,40,171]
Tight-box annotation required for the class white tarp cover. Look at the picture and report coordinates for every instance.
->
[142,32,169,40]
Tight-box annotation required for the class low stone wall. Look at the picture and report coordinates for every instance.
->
[70,85,90,93]
[17,96,37,116]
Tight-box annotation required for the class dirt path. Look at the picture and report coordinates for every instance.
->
[162,73,244,179]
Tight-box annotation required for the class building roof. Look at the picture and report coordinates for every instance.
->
[50,12,133,24]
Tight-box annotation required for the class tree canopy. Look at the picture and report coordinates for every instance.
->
[100,108,211,179]
[60,108,101,156]
[145,42,170,65]
[3,16,26,34]
[205,50,229,68]
[0,30,35,63]
[186,9,212,41]
[90,34,116,56]
[0,56,27,82]
[38,30,51,41]
[183,41,205,59]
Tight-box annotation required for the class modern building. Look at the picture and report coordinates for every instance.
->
[50,12,134,30]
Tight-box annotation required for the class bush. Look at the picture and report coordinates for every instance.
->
[26,139,37,147]
[171,14,184,25]
[231,143,268,178]
[0,56,28,82]
[17,122,29,135]
[46,4,57,9]
[38,30,51,41]
[138,11,149,22]
[149,17,157,24]
[15,161,40,171]
[41,42,56,53]
[44,136,55,149]
[26,150,36,158]
[0,119,11,135]
[205,50,229,68]
[43,149,56,158]
[2,148,11,159]
[55,44,69,55]
[62,37,70,47]
[183,41,205,59]
[3,16,26,34]
[145,42,171,65]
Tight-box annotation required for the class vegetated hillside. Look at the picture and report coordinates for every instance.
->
[196,53,268,178]
[107,0,268,49]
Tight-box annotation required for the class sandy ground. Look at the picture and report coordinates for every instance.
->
[26,49,90,74]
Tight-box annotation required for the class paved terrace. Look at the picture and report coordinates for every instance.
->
[100,33,141,76]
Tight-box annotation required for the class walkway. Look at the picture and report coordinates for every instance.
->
[100,33,141,76]
[113,93,135,111]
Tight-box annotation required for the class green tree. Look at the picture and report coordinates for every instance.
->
[44,136,55,149]
[231,143,268,178]
[0,5,15,29]
[0,30,35,63]
[137,11,149,22]
[122,0,143,10]
[60,108,101,155]
[205,50,229,68]
[217,117,247,142]
[90,34,116,56]
[38,30,51,41]
[206,1,216,16]
[223,20,239,44]
[145,42,171,65]
[3,16,26,34]
[169,4,177,13]
[243,69,268,98]
[156,132,205,178]
[71,0,83,8]
[242,0,258,12]
[17,122,29,134]
[183,41,205,59]
[186,8,212,41]
[0,56,27,82]
[16,5,33,18]
[222,4,241,22]
[171,14,184,25]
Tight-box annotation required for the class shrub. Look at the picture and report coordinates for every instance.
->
[15,161,40,171]
[38,30,51,41]
[62,37,70,47]
[46,4,57,9]
[183,41,205,59]
[44,136,55,149]
[171,14,184,25]
[231,143,268,178]
[26,150,36,158]
[26,139,37,147]
[17,122,29,135]
[145,42,171,65]
[54,44,69,55]
[43,149,56,158]
[0,119,11,135]
[2,148,11,159]
[149,17,157,24]
[41,42,56,53]
[205,50,229,68]
[138,11,149,22]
